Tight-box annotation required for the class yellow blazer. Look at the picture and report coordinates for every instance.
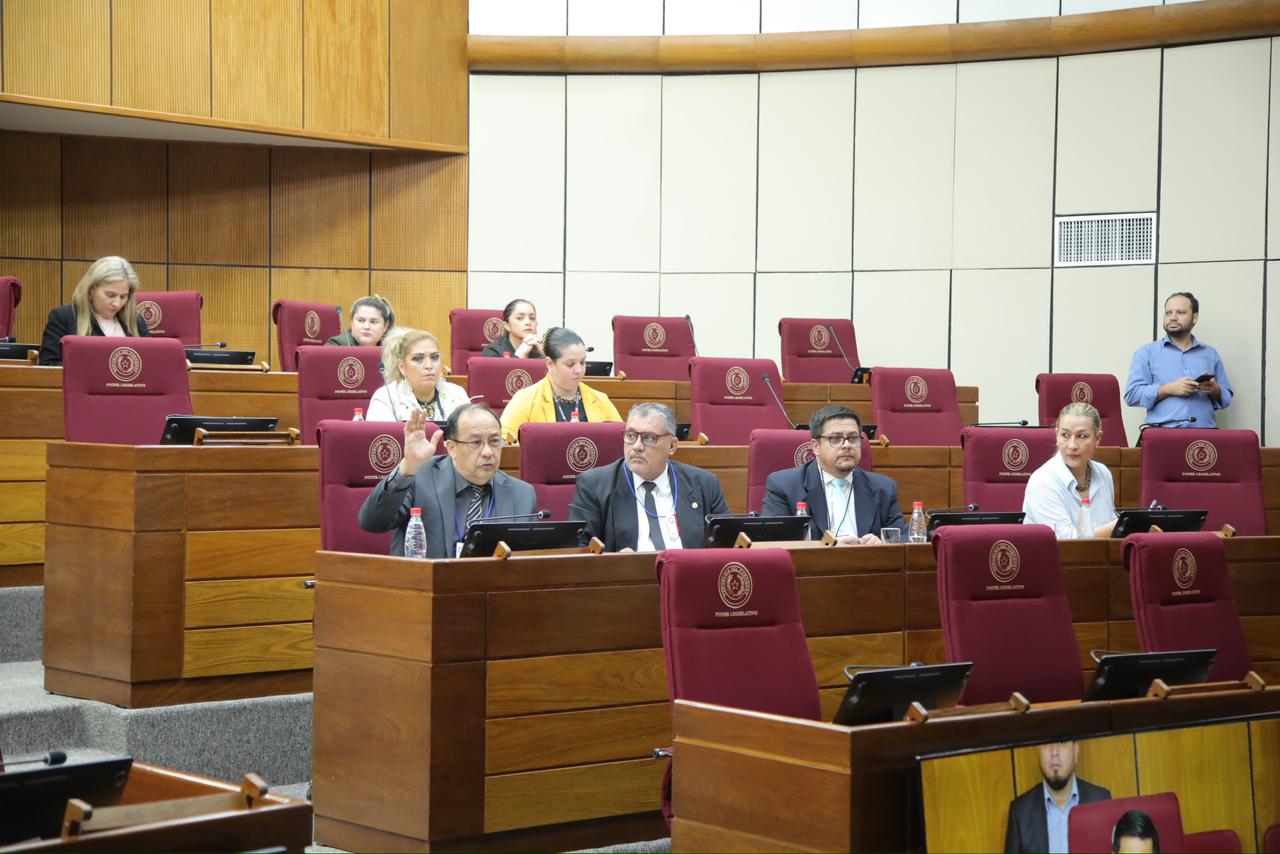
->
[500,377,623,444]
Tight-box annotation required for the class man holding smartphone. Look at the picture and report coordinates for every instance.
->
[1124,291,1232,428]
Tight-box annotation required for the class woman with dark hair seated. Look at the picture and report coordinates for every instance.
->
[482,298,543,358]
[499,326,621,444]
[326,294,394,347]
[39,256,150,366]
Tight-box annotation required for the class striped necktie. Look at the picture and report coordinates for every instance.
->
[466,484,487,528]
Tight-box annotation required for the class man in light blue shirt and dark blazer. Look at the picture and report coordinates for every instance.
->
[1124,292,1232,428]
[1005,740,1111,853]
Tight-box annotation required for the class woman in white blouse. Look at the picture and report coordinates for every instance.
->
[38,256,150,366]
[367,330,469,422]
[1022,402,1119,539]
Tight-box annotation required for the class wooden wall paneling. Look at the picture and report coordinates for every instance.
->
[1011,735,1138,802]
[61,137,167,263]
[303,0,389,138]
[2,0,110,104]
[111,0,212,116]
[181,621,314,678]
[389,0,468,147]
[169,143,270,265]
[486,648,668,717]
[211,0,304,128]
[483,758,665,835]
[920,749,1014,853]
[485,703,671,774]
[62,261,167,296]
[371,152,468,270]
[0,131,60,258]
[0,259,60,344]
[370,272,467,374]
[270,148,371,269]
[269,267,370,370]
[808,632,904,686]
[1252,718,1280,850]
[185,528,319,580]
[184,576,315,628]
[169,265,272,358]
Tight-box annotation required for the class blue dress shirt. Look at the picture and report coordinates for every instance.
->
[1124,335,1232,427]
[1044,777,1080,854]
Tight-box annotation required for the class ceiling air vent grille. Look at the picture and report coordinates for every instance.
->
[1055,213,1156,267]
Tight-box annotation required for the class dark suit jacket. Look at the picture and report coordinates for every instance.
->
[358,455,537,558]
[1004,778,1111,853]
[39,304,151,367]
[760,460,908,539]
[568,459,729,551]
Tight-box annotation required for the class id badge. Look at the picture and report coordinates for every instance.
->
[456,541,464,558]
[660,514,682,548]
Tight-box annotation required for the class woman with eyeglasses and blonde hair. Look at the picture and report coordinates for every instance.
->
[39,256,149,366]
[367,330,469,422]
[1022,401,1119,539]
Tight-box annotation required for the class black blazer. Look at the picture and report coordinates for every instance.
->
[38,304,150,367]
[761,459,908,540]
[568,459,729,551]
[1004,778,1112,853]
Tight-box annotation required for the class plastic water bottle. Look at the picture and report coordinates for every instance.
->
[404,507,427,559]
[1076,498,1094,540]
[796,501,812,540]
[352,407,364,421]
[908,501,928,543]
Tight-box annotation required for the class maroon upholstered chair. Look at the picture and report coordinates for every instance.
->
[1123,532,1251,681]
[1036,372,1129,447]
[1139,428,1266,535]
[1068,793,1184,853]
[1264,824,1280,853]
[518,422,626,520]
[297,346,384,445]
[272,299,341,372]
[134,291,203,346]
[778,318,860,383]
[746,427,874,514]
[466,356,548,414]
[317,419,425,555]
[450,308,505,376]
[934,524,1082,704]
[612,315,697,381]
[960,426,1057,512]
[0,276,21,339]
[61,336,192,444]
[870,367,964,446]
[688,357,790,445]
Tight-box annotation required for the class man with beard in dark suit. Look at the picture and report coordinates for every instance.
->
[1006,740,1111,853]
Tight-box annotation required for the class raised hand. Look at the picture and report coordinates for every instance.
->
[399,407,442,477]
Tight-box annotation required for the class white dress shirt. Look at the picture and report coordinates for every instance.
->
[95,313,124,337]
[632,466,682,552]
[1022,453,1117,539]
[367,378,470,422]
[820,468,856,538]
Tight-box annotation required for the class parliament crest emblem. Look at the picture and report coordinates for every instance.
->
[337,357,364,389]
[1002,439,1030,472]
[643,323,666,349]
[1173,548,1197,590]
[368,435,401,474]
[989,540,1020,584]
[1185,440,1218,472]
[1070,382,1093,404]
[725,366,750,396]
[505,368,532,397]
[793,441,815,468]
[137,300,162,331]
[304,311,321,339]
[718,562,754,610]
[809,325,830,351]
[482,317,504,342]
[566,437,599,473]
[905,375,929,404]
[109,347,142,383]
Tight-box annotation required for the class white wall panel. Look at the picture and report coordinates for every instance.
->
[852,270,950,368]
[1060,0,1157,13]
[951,269,1051,423]
[1160,39,1269,263]
[467,272,565,329]
[858,0,955,28]
[1269,40,1280,258]
[664,0,759,34]
[1156,261,1264,434]
[468,76,565,272]
[953,59,1056,269]
[658,274,755,359]
[566,76,661,272]
[568,0,662,35]
[754,273,854,369]
[1056,49,1160,215]
[761,0,858,33]
[1052,265,1155,444]
[757,70,855,272]
[853,65,955,271]
[1267,262,1280,445]
[470,0,566,35]
[564,272,660,361]
[661,75,758,273]
[959,0,1056,23]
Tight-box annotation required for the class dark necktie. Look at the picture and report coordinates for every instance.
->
[466,484,486,529]
[642,481,666,550]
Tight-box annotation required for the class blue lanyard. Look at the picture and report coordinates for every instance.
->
[455,488,497,542]
[626,463,678,519]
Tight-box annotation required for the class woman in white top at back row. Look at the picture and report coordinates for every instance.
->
[1022,402,1119,539]
[367,330,469,422]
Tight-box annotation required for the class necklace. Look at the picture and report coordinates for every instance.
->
[553,392,580,421]
[1074,465,1091,494]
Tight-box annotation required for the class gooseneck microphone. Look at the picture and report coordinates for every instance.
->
[1141,416,1197,430]
[470,510,551,527]
[826,324,859,380]
[969,420,1030,427]
[184,342,229,349]
[760,374,798,430]
[684,314,699,357]
[4,750,68,768]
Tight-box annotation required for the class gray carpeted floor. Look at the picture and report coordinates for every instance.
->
[0,586,43,663]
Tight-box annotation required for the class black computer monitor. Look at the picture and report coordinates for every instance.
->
[833,662,972,726]
[926,511,1026,535]
[185,348,256,366]
[0,342,38,360]
[1083,649,1217,701]
[702,514,811,548]
[0,756,132,844]
[459,520,588,557]
[1111,509,1209,537]
[584,360,613,377]
[160,415,278,445]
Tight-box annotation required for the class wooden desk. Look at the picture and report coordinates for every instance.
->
[43,443,318,707]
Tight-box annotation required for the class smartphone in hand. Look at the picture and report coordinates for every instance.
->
[1196,373,1214,383]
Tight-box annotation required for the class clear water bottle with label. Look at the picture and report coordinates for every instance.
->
[352,407,364,421]
[404,507,427,559]
[1076,498,1094,540]
[796,501,812,540]
[908,501,928,543]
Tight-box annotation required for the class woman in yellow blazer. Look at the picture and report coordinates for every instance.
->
[500,326,622,444]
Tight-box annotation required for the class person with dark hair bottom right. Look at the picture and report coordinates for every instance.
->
[1113,810,1160,853]
[1005,740,1111,853]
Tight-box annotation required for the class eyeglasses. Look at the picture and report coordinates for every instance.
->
[624,429,673,447]
[818,433,861,447]
[450,436,503,451]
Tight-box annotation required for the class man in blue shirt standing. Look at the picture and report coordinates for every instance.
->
[1124,292,1232,428]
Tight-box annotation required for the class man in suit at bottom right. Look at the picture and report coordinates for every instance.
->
[1006,740,1112,853]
